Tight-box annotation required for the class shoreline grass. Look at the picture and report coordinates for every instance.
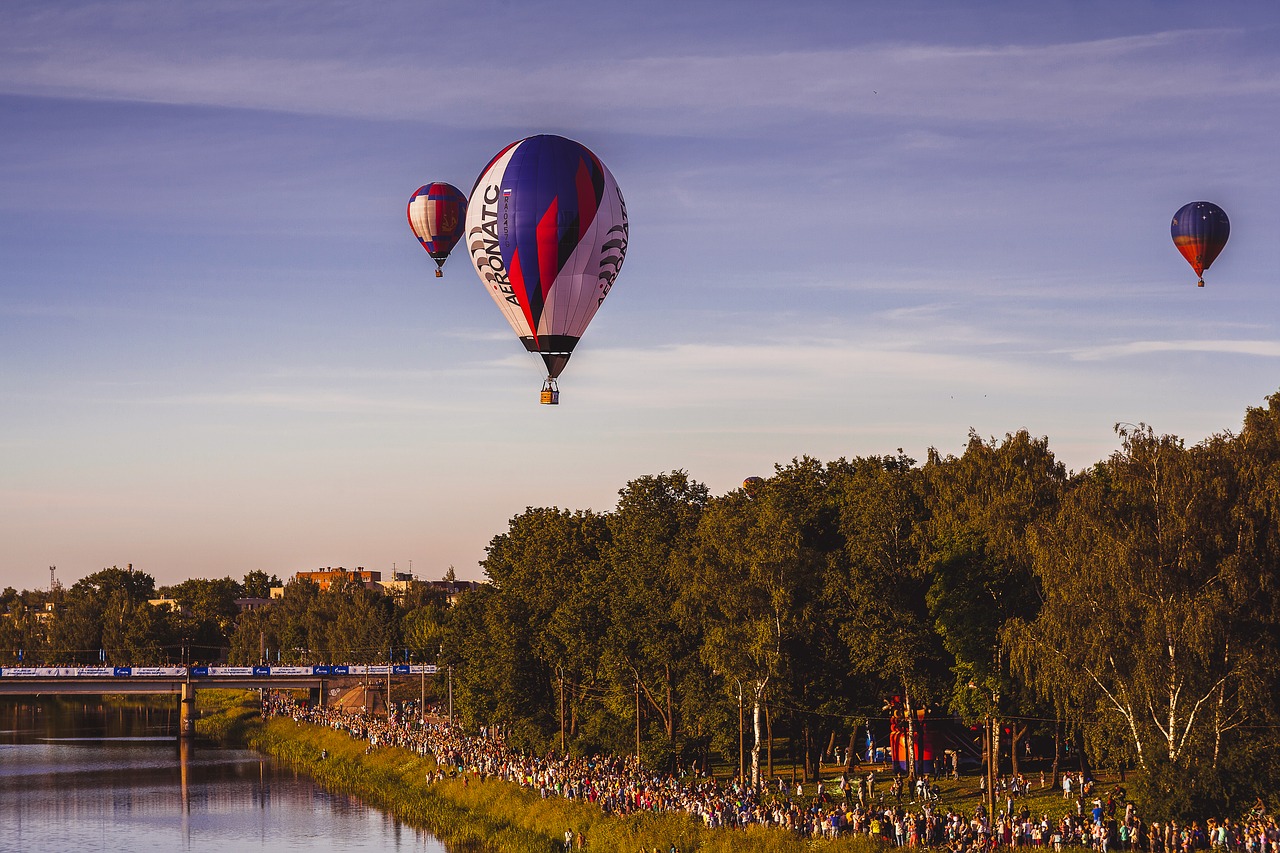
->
[198,692,897,852]
[193,688,264,742]
[251,721,894,853]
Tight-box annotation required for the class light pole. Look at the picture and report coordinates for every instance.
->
[989,650,1003,823]
[970,679,997,823]
[736,678,745,782]
[558,666,566,754]
[986,688,999,823]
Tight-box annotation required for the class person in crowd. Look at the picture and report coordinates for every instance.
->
[260,692,1276,850]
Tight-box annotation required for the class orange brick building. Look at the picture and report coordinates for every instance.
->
[293,567,382,591]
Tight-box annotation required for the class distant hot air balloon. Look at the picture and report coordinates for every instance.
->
[465,135,629,404]
[407,183,468,277]
[742,476,763,497]
[1171,201,1229,287]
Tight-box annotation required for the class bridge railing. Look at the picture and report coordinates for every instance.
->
[0,665,439,678]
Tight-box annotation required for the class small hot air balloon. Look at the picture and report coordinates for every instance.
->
[408,183,467,277]
[742,476,764,497]
[1171,201,1229,287]
[465,135,629,404]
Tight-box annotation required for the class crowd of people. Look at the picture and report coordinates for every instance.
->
[261,693,1277,852]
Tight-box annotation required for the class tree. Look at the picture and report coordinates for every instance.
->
[46,597,101,664]
[102,594,176,664]
[227,608,269,665]
[255,577,322,663]
[765,458,858,784]
[403,601,450,662]
[242,570,280,599]
[1009,424,1273,810]
[602,472,708,760]
[923,430,1066,778]
[684,459,832,784]
[326,578,398,663]
[45,566,159,664]
[70,566,156,602]
[0,598,49,665]
[453,506,610,752]
[163,576,242,663]
[545,554,613,754]
[831,453,943,780]
[683,491,780,784]
[445,583,542,741]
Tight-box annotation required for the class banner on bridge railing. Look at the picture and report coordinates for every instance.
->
[340,665,437,675]
[1,664,441,678]
[0,666,188,677]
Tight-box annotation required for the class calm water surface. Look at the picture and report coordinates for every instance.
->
[0,699,447,853]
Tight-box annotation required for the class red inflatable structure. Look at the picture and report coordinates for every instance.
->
[887,699,938,773]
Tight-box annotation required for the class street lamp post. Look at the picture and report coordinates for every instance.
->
[736,679,745,783]
[970,679,997,825]
[986,689,999,823]
[986,710,995,821]
[558,666,566,754]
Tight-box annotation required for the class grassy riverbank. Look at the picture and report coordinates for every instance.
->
[193,688,263,742]
[198,692,886,853]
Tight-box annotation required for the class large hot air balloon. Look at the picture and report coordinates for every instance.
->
[465,135,629,404]
[407,182,467,277]
[1171,201,1229,287]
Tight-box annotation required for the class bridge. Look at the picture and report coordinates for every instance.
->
[0,665,440,738]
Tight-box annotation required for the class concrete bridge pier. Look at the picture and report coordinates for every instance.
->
[308,679,327,708]
[179,681,196,740]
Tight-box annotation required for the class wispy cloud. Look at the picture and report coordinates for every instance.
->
[578,336,1073,408]
[1071,340,1280,361]
[157,390,440,413]
[0,24,1271,133]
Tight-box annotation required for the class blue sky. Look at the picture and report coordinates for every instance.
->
[3,1,1279,587]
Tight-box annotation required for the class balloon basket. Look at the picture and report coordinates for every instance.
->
[540,378,560,406]
[435,269,443,278]
[1198,279,1204,287]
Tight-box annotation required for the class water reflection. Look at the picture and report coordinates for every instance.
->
[0,699,446,853]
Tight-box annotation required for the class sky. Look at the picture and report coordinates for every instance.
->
[3,0,1280,589]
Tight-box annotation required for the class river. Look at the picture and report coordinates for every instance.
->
[0,698,447,853]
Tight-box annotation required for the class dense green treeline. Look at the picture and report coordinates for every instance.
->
[0,565,445,666]
[444,393,1280,819]
[6,392,1280,818]
[0,567,279,664]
